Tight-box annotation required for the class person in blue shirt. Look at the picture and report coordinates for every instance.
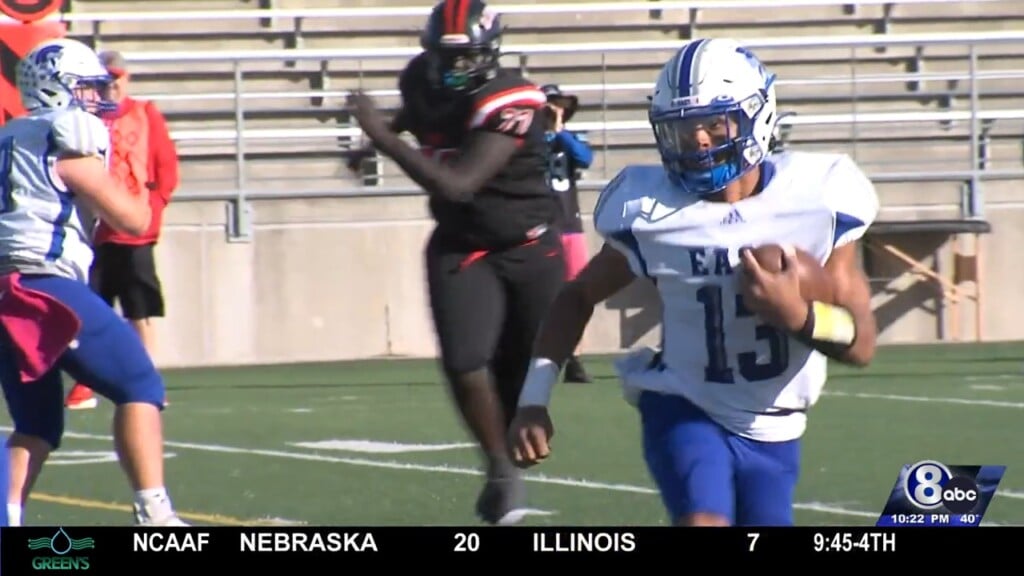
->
[541,84,594,383]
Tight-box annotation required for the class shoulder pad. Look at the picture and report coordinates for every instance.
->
[821,154,879,248]
[593,165,667,233]
[593,166,655,278]
[51,109,110,161]
[468,75,547,135]
[593,167,631,235]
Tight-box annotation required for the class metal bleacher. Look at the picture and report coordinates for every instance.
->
[53,0,1024,202]
[41,0,1024,341]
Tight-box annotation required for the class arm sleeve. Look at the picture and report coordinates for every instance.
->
[556,130,593,169]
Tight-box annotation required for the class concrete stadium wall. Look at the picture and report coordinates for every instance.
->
[148,185,1017,369]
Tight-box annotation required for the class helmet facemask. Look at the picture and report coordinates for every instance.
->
[650,92,770,197]
[425,43,500,94]
[68,74,117,116]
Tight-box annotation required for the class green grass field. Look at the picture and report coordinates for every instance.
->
[4,341,1023,527]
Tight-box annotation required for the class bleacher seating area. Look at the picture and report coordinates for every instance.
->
[54,0,1024,214]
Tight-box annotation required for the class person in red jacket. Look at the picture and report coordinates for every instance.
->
[66,51,179,410]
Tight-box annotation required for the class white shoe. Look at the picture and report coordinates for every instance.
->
[133,502,190,526]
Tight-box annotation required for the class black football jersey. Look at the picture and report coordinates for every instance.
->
[395,53,559,250]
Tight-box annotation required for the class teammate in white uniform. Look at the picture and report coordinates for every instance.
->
[508,38,879,526]
[0,38,185,526]
[0,103,106,283]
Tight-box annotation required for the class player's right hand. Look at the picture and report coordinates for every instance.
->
[345,146,374,174]
[508,406,554,468]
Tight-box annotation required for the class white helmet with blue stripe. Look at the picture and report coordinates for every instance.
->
[649,38,778,197]
[16,38,115,115]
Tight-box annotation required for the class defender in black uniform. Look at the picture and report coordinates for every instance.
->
[346,0,565,525]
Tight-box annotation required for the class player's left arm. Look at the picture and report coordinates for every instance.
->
[346,89,540,203]
[803,154,881,367]
[815,241,877,366]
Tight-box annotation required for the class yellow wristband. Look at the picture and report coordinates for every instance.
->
[808,301,856,345]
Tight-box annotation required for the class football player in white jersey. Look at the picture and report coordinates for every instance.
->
[0,38,185,526]
[508,38,879,526]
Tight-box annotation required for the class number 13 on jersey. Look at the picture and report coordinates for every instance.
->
[696,285,789,384]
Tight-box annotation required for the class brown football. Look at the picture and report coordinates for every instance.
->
[744,244,835,303]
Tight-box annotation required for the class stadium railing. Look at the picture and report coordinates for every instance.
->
[31,14,1021,341]
[103,30,1024,203]
[48,0,1001,30]
[129,28,1020,343]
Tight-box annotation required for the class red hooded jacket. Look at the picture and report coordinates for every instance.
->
[93,97,179,245]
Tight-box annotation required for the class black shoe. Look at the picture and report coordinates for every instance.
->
[564,356,592,383]
[475,461,527,525]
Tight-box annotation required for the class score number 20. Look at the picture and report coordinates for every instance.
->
[454,532,480,552]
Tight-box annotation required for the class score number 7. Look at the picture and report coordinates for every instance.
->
[696,285,789,384]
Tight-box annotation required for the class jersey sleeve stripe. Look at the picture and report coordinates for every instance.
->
[593,169,627,224]
[607,230,650,278]
[833,211,866,247]
[468,88,547,129]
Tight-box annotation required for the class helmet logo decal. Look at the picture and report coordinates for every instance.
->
[33,43,62,68]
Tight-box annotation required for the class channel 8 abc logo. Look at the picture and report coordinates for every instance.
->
[903,460,980,514]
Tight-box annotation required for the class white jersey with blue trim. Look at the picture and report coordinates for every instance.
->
[0,108,108,282]
[595,150,879,442]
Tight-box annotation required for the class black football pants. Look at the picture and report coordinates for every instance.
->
[425,227,566,420]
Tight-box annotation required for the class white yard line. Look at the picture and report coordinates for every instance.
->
[823,390,1024,409]
[4,427,887,521]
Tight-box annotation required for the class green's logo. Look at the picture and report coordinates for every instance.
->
[28,527,93,571]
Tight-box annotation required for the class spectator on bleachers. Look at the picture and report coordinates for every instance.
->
[66,50,179,410]
[541,84,594,383]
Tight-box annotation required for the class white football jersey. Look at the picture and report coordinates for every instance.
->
[595,151,879,442]
[0,108,108,282]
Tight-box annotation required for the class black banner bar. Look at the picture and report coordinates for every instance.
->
[1,525,1016,570]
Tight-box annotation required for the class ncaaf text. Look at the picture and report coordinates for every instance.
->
[133,531,379,553]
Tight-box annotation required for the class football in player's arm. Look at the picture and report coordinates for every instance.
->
[737,157,878,368]
[509,118,879,476]
[739,238,876,367]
